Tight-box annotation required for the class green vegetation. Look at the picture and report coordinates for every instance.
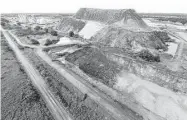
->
[153,31,171,42]
[69,31,74,37]
[34,26,41,31]
[50,30,58,36]
[30,39,40,45]
[44,39,59,46]
[44,39,53,46]
[137,50,160,62]
[14,27,46,36]
[157,17,187,25]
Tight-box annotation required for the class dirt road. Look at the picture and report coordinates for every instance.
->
[2,30,72,120]
[177,32,187,43]
[171,32,187,71]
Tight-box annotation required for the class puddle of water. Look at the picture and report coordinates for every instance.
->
[79,21,105,39]
[165,42,178,56]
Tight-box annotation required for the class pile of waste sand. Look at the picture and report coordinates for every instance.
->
[91,25,167,52]
[74,8,148,29]
[115,72,187,120]
[56,17,85,33]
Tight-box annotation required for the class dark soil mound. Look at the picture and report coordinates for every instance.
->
[91,26,168,52]
[65,47,121,87]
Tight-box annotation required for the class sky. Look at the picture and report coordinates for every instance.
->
[1,0,187,13]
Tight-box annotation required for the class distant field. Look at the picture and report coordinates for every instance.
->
[1,13,73,17]
[139,13,187,18]
[139,13,187,25]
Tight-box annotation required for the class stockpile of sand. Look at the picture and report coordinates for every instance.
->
[74,8,148,29]
[56,17,86,33]
[91,25,167,52]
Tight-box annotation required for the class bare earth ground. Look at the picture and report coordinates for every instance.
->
[1,34,54,120]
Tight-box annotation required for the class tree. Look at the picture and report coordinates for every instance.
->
[138,50,160,62]
[44,28,48,33]
[69,31,74,37]
[44,39,53,46]
[50,30,58,36]
[34,26,41,31]
[30,39,40,45]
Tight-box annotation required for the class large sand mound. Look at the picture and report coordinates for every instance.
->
[74,8,148,29]
[56,17,85,33]
[91,25,167,52]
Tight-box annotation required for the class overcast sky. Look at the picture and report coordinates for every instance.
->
[1,0,187,13]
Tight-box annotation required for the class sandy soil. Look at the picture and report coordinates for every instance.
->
[115,72,187,120]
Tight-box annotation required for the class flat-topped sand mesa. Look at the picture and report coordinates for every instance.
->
[74,8,148,28]
[56,8,149,33]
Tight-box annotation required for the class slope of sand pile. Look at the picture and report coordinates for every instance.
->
[56,17,85,33]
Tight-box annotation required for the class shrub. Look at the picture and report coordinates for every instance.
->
[157,17,187,25]
[69,31,74,37]
[50,30,58,36]
[1,18,9,23]
[17,22,21,26]
[44,28,48,33]
[1,22,6,26]
[44,39,53,46]
[74,34,79,38]
[34,26,41,31]
[153,31,170,42]
[138,50,160,62]
[30,39,40,45]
